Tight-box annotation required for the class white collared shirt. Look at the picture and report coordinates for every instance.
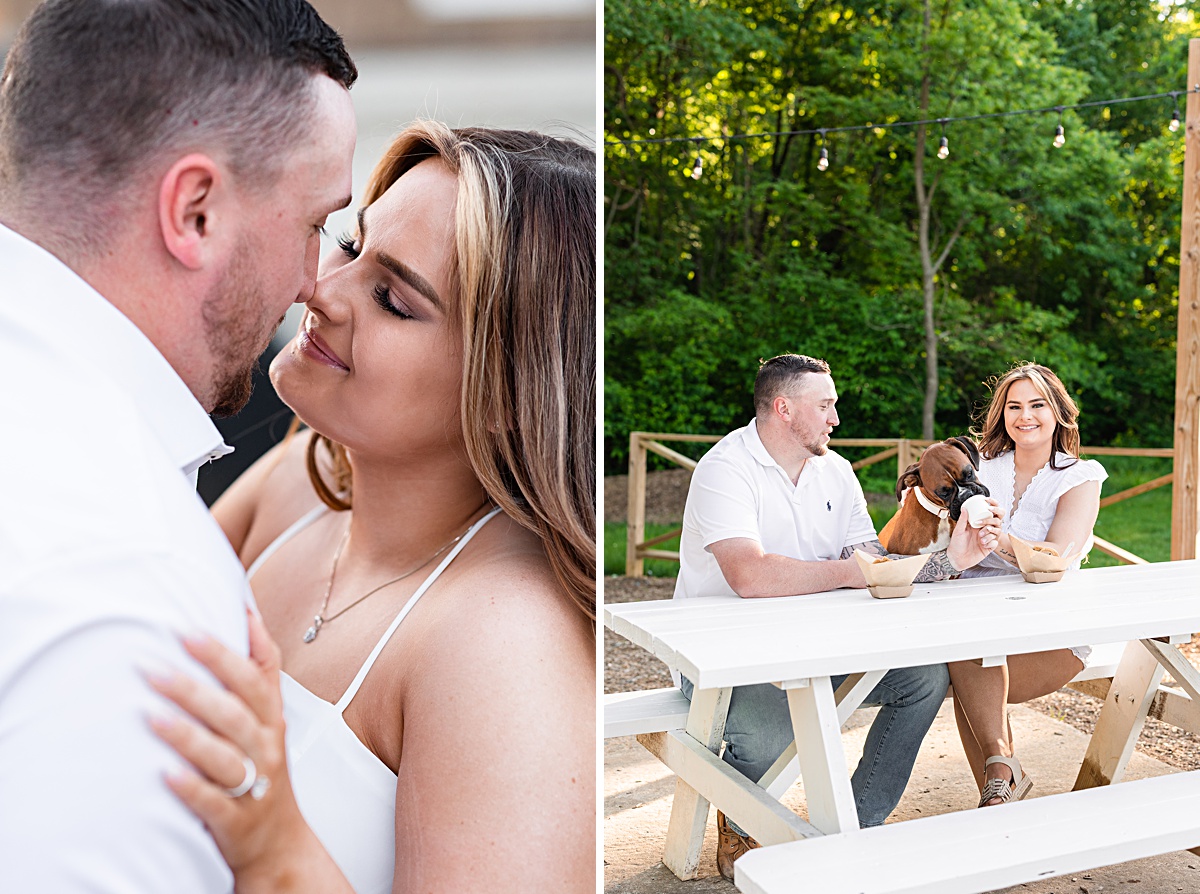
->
[674,419,877,600]
[0,223,249,891]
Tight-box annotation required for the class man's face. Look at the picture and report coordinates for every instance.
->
[204,75,356,415]
[783,373,839,458]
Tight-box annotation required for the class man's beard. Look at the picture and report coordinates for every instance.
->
[202,244,277,417]
[789,418,829,457]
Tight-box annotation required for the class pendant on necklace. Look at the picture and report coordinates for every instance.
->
[303,616,324,644]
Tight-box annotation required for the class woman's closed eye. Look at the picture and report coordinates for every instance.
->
[337,232,360,259]
[338,232,414,320]
[373,284,413,320]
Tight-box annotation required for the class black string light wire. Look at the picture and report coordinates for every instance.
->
[609,88,1197,172]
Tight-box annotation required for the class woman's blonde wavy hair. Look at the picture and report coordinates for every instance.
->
[304,122,596,620]
[973,363,1080,469]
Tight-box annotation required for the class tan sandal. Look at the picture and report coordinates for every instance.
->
[978,755,1033,807]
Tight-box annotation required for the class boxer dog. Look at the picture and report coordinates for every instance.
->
[878,436,990,555]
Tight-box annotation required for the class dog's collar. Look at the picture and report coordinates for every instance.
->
[902,486,950,519]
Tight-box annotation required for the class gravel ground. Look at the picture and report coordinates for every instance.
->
[603,574,1200,772]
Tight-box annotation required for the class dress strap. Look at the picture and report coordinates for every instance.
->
[246,504,330,580]
[334,506,504,712]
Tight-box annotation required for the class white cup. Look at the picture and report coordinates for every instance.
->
[961,493,992,528]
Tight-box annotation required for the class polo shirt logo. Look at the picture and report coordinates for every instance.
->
[827,500,832,511]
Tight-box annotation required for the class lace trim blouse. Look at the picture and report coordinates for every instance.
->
[966,450,1107,577]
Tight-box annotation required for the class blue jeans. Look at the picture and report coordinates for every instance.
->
[680,663,949,829]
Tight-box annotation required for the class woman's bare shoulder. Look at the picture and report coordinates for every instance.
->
[413,518,594,676]
[213,431,324,569]
[391,523,594,892]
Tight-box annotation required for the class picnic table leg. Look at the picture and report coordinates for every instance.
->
[785,676,860,834]
[1074,640,1166,791]
[661,685,732,880]
[758,670,887,800]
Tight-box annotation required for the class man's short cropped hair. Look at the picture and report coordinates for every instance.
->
[0,0,357,254]
[753,353,831,417]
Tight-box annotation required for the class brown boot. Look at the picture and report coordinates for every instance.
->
[715,810,760,881]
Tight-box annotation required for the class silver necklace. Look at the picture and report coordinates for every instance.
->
[303,511,484,644]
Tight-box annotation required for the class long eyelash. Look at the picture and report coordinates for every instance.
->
[373,284,413,320]
[337,232,360,259]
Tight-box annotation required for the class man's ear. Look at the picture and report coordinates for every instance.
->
[157,153,223,270]
[773,395,790,421]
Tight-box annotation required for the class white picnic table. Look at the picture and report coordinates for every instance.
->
[604,560,1200,894]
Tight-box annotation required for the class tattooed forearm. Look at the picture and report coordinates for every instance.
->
[842,539,959,582]
[913,549,958,582]
[841,539,889,559]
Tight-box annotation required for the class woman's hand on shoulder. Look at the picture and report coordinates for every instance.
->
[392,567,594,894]
[148,610,354,894]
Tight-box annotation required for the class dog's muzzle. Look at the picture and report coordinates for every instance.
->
[948,482,990,521]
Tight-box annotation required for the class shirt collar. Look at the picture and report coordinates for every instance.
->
[741,419,825,478]
[0,223,233,478]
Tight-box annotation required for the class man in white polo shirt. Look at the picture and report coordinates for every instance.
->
[676,353,998,879]
[0,2,356,890]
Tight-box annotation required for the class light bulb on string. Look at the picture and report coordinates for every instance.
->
[817,129,829,171]
[690,151,703,180]
[1170,109,1181,132]
[937,120,949,159]
[1053,108,1065,148]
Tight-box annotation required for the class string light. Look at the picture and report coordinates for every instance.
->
[817,129,829,171]
[937,119,949,159]
[689,151,703,180]
[1053,107,1066,148]
[1170,93,1181,133]
[609,87,1200,150]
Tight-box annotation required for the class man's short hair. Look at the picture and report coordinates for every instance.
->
[0,0,357,254]
[753,353,831,417]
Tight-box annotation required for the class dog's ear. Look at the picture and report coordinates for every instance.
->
[946,436,981,470]
[895,461,922,502]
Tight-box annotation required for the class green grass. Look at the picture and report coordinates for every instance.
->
[606,453,1173,575]
[604,521,681,577]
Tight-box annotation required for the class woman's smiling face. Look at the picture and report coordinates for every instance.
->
[270,158,465,462]
[1003,377,1057,455]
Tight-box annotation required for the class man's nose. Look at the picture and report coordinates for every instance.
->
[297,233,321,304]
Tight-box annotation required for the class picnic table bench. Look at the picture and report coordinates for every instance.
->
[603,641,1131,740]
[604,562,1200,894]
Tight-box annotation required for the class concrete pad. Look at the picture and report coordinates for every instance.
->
[605,701,1200,893]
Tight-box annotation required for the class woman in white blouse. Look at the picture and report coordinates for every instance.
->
[951,363,1107,807]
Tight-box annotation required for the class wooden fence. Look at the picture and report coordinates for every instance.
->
[624,431,1173,576]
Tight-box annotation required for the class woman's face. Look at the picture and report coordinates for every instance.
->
[1002,378,1057,455]
[270,158,464,462]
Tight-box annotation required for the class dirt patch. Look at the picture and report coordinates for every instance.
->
[603,574,1200,772]
[604,469,692,524]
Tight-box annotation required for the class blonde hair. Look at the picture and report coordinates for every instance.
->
[974,363,1080,468]
[306,122,596,620]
